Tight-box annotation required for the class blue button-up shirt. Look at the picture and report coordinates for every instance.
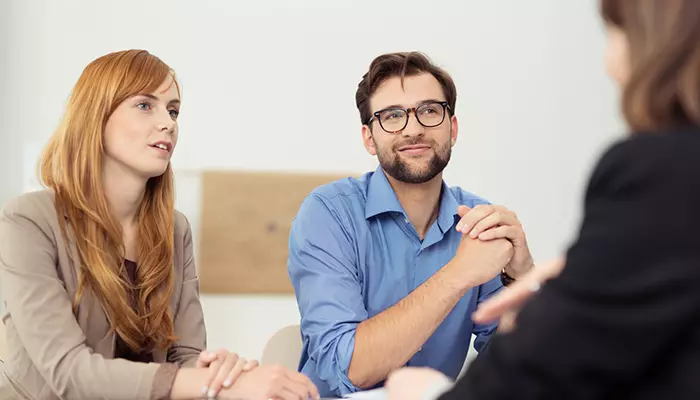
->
[287,166,503,397]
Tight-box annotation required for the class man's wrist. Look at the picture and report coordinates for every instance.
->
[441,260,476,295]
[505,260,535,280]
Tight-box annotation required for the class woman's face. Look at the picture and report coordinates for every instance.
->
[605,24,631,87]
[103,76,180,180]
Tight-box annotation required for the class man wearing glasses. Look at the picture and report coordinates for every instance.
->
[287,52,535,397]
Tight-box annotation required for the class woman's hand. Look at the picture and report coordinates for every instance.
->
[196,349,259,398]
[386,367,453,400]
[472,258,566,332]
[223,364,320,400]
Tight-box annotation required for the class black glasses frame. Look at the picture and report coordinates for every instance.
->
[367,101,451,133]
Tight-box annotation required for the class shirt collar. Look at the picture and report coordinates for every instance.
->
[436,181,460,234]
[365,166,405,219]
[364,166,461,233]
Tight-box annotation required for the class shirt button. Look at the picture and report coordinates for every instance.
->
[419,346,423,351]
[404,218,409,223]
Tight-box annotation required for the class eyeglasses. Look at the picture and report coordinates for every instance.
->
[367,101,451,134]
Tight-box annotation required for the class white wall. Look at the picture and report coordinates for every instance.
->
[0,1,14,315]
[0,1,16,208]
[0,0,624,362]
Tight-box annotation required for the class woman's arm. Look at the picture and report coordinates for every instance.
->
[0,197,255,400]
[167,212,206,368]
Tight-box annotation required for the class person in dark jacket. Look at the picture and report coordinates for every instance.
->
[386,0,700,399]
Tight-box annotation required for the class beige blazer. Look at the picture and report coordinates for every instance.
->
[0,190,206,399]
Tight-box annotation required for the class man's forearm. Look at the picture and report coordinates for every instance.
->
[347,260,472,389]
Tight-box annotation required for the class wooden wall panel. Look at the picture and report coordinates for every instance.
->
[197,170,351,294]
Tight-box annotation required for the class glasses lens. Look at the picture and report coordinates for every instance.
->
[378,109,407,132]
[416,103,445,127]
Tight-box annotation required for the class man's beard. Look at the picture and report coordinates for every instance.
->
[375,138,451,184]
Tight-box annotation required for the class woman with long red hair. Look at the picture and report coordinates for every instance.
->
[0,49,318,400]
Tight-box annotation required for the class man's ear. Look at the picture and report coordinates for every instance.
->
[362,124,377,156]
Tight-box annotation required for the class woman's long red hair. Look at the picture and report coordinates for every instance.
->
[40,49,178,352]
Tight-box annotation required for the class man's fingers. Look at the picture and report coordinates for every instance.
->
[457,205,471,217]
[477,225,518,241]
[456,205,493,233]
[469,212,521,238]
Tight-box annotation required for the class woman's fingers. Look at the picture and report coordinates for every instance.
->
[243,359,259,371]
[195,349,217,368]
[222,356,248,389]
[472,258,566,324]
[205,351,239,398]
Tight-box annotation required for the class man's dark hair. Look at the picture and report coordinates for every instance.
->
[355,51,457,126]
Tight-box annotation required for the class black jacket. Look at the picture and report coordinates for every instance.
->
[441,129,700,400]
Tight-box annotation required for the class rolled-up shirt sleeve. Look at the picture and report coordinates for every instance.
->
[288,193,367,395]
[472,276,503,353]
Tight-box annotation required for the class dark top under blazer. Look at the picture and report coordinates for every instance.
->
[441,128,700,400]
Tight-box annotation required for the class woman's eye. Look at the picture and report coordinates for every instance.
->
[137,102,152,111]
[169,109,180,119]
